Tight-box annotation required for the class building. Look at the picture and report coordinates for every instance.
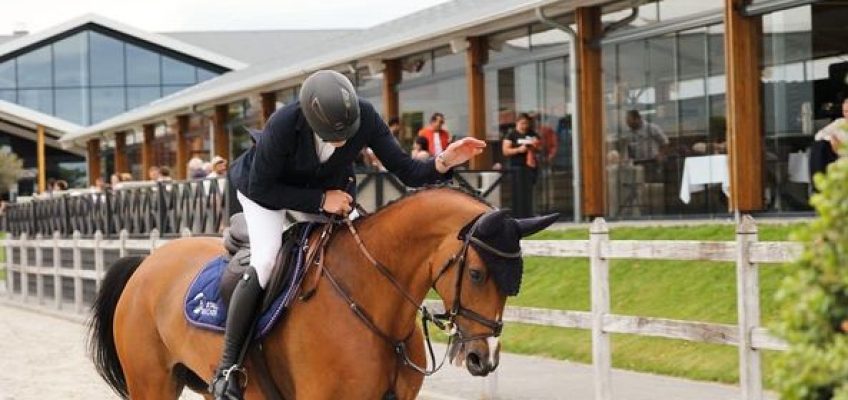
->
[7,0,847,221]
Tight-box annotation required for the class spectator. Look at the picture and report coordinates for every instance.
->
[53,180,68,192]
[502,113,541,218]
[621,109,668,183]
[411,136,431,160]
[119,172,133,182]
[188,156,206,179]
[158,166,173,182]
[810,97,848,182]
[148,166,161,181]
[207,156,228,178]
[387,117,402,145]
[417,112,451,156]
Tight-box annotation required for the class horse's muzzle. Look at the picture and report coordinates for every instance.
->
[465,348,498,376]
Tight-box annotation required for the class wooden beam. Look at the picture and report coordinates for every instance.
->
[466,36,491,170]
[114,131,128,174]
[576,7,605,217]
[86,139,101,186]
[260,92,277,126]
[175,115,190,180]
[36,125,46,194]
[382,59,401,121]
[213,104,230,161]
[141,124,155,179]
[725,0,764,212]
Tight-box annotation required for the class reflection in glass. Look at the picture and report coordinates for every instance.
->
[0,60,15,89]
[126,44,161,85]
[399,75,468,149]
[90,32,125,86]
[197,68,218,82]
[53,32,88,87]
[18,89,53,114]
[128,86,161,109]
[55,88,89,125]
[17,47,52,88]
[91,87,126,123]
[162,56,196,85]
[0,90,14,103]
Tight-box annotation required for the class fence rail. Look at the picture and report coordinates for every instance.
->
[0,214,801,400]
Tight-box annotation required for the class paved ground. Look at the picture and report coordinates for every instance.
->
[0,296,775,400]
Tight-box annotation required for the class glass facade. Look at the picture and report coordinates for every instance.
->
[0,28,224,125]
[602,23,727,219]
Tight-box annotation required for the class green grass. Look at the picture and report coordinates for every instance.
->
[449,222,809,387]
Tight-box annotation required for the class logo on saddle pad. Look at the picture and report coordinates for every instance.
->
[191,293,220,318]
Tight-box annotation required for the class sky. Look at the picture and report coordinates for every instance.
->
[0,0,453,34]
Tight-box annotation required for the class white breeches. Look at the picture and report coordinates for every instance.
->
[236,191,326,288]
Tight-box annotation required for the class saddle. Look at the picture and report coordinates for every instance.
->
[221,213,307,312]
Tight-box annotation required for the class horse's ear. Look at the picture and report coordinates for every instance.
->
[476,209,511,237]
[516,213,559,237]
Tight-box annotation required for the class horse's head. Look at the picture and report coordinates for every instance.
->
[431,208,558,377]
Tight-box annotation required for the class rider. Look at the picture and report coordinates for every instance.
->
[210,70,486,399]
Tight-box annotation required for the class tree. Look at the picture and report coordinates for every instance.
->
[0,151,23,193]
[774,149,848,399]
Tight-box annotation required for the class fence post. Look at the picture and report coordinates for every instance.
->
[72,230,83,314]
[150,229,160,252]
[94,230,104,292]
[119,229,128,258]
[590,218,611,400]
[20,232,28,302]
[736,215,762,400]
[53,231,61,310]
[180,227,193,238]
[4,233,12,298]
[35,233,43,305]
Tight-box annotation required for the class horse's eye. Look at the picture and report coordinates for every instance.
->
[469,269,484,284]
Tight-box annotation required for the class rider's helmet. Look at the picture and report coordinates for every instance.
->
[298,70,361,142]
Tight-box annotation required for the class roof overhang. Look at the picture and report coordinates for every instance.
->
[0,100,85,155]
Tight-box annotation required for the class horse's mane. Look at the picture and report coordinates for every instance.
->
[355,184,493,224]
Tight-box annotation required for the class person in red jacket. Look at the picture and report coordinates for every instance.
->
[418,112,451,156]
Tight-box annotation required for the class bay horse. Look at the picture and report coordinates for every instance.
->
[88,187,557,399]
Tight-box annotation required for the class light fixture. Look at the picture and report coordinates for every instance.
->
[449,38,469,53]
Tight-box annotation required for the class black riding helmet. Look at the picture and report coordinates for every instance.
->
[298,70,361,142]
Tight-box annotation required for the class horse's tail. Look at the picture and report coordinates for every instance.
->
[86,256,146,399]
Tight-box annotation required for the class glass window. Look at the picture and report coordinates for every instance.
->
[17,47,52,88]
[162,85,190,96]
[0,60,15,89]
[18,89,53,114]
[489,26,532,63]
[0,90,15,103]
[53,32,88,87]
[399,74,469,149]
[197,68,218,82]
[530,24,570,51]
[433,46,465,73]
[55,88,88,125]
[127,86,161,109]
[90,32,125,86]
[91,87,125,123]
[126,44,160,85]
[162,56,196,85]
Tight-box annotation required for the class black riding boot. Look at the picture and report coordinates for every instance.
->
[209,267,263,400]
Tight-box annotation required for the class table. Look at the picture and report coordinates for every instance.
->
[679,155,730,204]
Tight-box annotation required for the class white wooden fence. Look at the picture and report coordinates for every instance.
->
[0,215,802,400]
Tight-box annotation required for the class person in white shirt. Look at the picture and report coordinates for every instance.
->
[815,98,848,154]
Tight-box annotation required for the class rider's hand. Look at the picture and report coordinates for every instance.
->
[436,137,487,173]
[321,190,353,215]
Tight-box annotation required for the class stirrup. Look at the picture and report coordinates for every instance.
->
[222,364,248,387]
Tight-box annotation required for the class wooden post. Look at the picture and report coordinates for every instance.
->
[736,215,762,399]
[114,131,128,174]
[35,233,43,305]
[261,92,277,126]
[466,36,491,170]
[53,231,61,310]
[725,0,764,212]
[213,104,230,161]
[37,125,46,194]
[141,124,155,180]
[94,230,104,292]
[87,139,101,186]
[382,59,401,121]
[576,7,606,217]
[72,230,83,313]
[20,232,28,302]
[590,218,611,400]
[175,115,190,180]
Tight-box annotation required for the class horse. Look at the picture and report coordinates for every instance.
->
[87,187,558,399]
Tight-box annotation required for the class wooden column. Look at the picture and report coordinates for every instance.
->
[36,125,46,194]
[141,124,155,179]
[382,59,401,121]
[577,7,605,217]
[114,131,128,174]
[466,36,491,170]
[260,92,277,126]
[725,0,763,212]
[87,139,101,186]
[175,115,190,180]
[213,104,230,161]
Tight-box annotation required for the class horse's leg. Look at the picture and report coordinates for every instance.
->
[395,327,426,400]
[117,325,183,400]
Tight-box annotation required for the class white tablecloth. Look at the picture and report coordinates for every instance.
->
[679,155,730,204]
[787,150,810,183]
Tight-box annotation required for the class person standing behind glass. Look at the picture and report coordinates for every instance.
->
[502,113,541,218]
[622,110,668,181]
[418,112,451,156]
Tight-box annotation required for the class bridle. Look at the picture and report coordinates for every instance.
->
[307,207,512,378]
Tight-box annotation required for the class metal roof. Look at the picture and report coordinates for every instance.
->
[61,0,606,147]
[162,29,358,64]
